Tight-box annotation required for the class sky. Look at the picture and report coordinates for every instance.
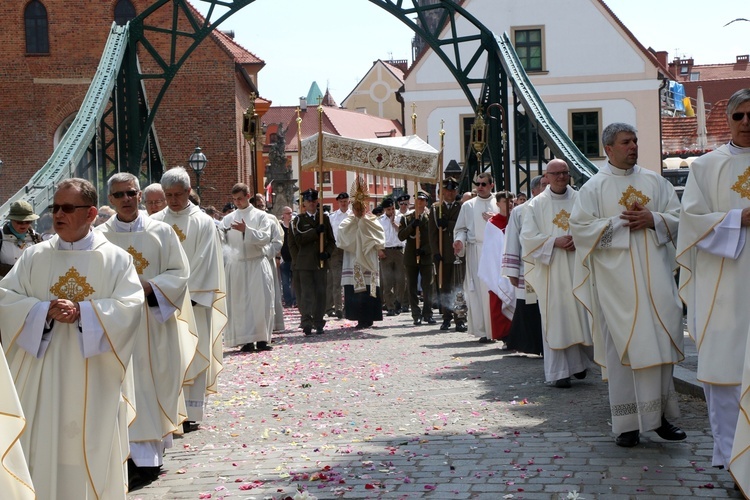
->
[193,0,749,107]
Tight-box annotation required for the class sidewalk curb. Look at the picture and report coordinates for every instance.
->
[674,364,704,400]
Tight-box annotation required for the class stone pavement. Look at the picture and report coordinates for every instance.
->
[128,309,739,500]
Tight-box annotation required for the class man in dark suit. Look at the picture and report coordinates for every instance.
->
[428,178,465,332]
[398,191,436,326]
[291,189,336,335]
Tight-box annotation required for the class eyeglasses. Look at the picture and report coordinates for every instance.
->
[51,204,92,214]
[731,112,750,121]
[473,182,489,187]
[144,200,166,206]
[111,189,139,199]
[399,202,409,206]
[547,171,570,177]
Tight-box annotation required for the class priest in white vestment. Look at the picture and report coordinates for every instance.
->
[222,184,275,352]
[98,173,198,488]
[521,161,593,388]
[675,89,750,492]
[0,178,144,499]
[570,123,685,448]
[453,172,500,342]
[0,342,34,499]
[153,167,227,430]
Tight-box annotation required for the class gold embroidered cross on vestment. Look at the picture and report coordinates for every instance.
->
[552,209,571,231]
[731,167,750,199]
[619,186,651,210]
[50,267,95,302]
[172,224,186,242]
[127,246,150,275]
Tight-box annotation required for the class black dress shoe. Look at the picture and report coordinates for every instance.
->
[386,309,397,317]
[240,343,255,352]
[128,463,162,492]
[615,430,640,447]
[455,323,467,332]
[440,320,451,331]
[425,317,437,325]
[654,417,687,441]
[182,420,198,433]
[316,327,325,335]
[413,318,422,326]
[573,369,587,380]
[401,306,410,313]
[335,310,344,319]
[303,327,312,336]
[553,378,572,388]
[478,336,493,343]
[256,341,272,351]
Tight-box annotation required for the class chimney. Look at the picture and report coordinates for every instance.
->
[654,51,668,69]
[299,97,307,111]
[737,55,749,64]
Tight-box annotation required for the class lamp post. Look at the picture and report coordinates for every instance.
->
[187,146,208,198]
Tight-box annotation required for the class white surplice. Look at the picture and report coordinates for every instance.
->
[521,186,593,382]
[454,195,499,338]
[98,214,197,466]
[0,232,144,500]
[221,205,274,347]
[570,164,683,433]
[153,203,227,421]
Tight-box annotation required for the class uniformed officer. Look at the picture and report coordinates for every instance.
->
[398,191,435,326]
[291,188,336,335]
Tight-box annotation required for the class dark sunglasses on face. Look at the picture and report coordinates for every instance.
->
[51,204,92,214]
[111,189,139,199]
[731,112,750,121]
[473,182,489,187]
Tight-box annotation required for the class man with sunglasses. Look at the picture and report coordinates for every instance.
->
[97,172,197,489]
[152,167,227,434]
[0,178,144,498]
[453,172,500,343]
[571,123,684,448]
[676,88,750,489]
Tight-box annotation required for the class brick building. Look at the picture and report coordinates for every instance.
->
[0,0,264,208]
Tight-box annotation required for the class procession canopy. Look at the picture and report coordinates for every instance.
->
[301,132,439,182]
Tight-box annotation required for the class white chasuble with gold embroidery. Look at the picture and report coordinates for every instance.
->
[522,186,591,350]
[153,204,227,402]
[0,233,143,500]
[98,215,198,441]
[570,165,683,370]
[337,214,386,294]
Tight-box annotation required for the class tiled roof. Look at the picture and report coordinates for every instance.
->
[261,106,403,153]
[661,99,730,154]
[186,1,264,66]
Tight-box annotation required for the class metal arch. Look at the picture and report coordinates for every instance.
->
[123,0,510,183]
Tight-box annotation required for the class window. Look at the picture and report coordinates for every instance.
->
[513,28,543,72]
[25,1,49,54]
[570,110,601,158]
[316,172,331,184]
[689,72,700,81]
[114,0,136,26]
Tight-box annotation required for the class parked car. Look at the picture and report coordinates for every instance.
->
[662,167,690,200]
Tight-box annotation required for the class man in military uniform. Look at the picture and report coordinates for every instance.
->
[428,178,465,332]
[292,188,336,335]
[398,191,436,326]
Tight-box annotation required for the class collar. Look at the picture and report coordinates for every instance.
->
[603,162,636,176]
[729,141,750,155]
[57,230,95,250]
[112,213,145,232]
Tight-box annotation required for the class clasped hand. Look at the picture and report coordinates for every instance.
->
[48,299,80,324]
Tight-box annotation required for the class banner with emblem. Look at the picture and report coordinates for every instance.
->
[300,132,439,182]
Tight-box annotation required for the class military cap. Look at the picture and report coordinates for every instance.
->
[381,197,395,208]
[396,193,410,202]
[416,191,430,201]
[335,192,349,200]
[442,177,459,190]
[301,188,318,201]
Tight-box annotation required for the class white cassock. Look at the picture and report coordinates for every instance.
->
[571,164,683,433]
[153,203,227,421]
[521,186,593,382]
[454,195,499,338]
[221,205,274,347]
[98,214,197,466]
[0,343,34,499]
[674,144,750,478]
[266,214,285,331]
[0,231,143,500]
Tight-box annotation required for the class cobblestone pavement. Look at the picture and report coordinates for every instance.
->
[128,308,739,500]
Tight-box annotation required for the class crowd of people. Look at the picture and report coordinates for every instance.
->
[1,87,750,497]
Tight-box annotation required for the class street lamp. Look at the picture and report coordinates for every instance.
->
[187,146,208,198]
